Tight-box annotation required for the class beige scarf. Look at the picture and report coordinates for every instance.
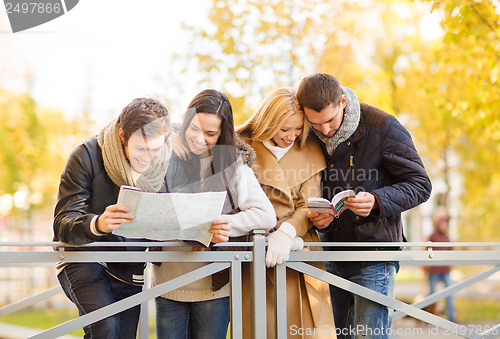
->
[98,119,172,193]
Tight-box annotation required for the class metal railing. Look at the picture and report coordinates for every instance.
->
[1,233,499,339]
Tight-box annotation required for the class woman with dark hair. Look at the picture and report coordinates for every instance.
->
[175,89,239,202]
[152,89,276,339]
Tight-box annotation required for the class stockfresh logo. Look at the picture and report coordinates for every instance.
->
[3,0,79,33]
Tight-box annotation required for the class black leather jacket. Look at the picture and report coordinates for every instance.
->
[317,104,432,252]
[53,135,187,284]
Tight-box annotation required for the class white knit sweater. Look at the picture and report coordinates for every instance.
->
[151,162,276,302]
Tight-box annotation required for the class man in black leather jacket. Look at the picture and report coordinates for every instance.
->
[298,73,432,339]
[53,98,187,338]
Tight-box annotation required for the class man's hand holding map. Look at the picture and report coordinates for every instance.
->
[114,185,227,246]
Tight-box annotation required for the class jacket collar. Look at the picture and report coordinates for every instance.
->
[351,118,365,142]
[234,134,256,166]
[249,138,325,199]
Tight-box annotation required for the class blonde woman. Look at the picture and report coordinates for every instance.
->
[237,87,336,338]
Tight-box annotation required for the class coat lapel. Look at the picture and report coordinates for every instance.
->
[279,138,325,189]
[250,139,326,201]
[250,140,292,199]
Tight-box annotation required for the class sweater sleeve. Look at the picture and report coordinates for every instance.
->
[224,164,276,237]
[282,171,322,238]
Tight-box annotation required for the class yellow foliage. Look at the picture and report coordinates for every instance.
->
[174,0,500,240]
[0,89,93,215]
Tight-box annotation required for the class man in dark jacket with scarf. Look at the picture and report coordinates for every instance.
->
[53,98,188,338]
[297,73,432,339]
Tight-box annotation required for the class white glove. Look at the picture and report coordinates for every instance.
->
[265,222,296,268]
[291,236,304,251]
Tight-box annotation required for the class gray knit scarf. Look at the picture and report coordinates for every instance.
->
[98,119,172,193]
[312,86,360,156]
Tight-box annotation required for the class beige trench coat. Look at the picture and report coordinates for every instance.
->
[239,133,336,339]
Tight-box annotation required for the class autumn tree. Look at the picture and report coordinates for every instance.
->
[177,0,331,122]
[174,0,499,240]
[437,0,500,241]
[0,88,93,219]
[402,0,500,240]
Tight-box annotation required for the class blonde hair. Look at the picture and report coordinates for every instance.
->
[237,87,309,148]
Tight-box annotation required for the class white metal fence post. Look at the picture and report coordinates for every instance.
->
[251,230,267,339]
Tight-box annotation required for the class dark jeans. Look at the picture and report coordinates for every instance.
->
[58,263,142,339]
[326,261,399,339]
[155,296,230,339]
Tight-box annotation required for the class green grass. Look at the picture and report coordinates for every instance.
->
[1,299,498,337]
[0,308,84,337]
[0,308,222,338]
[455,298,500,322]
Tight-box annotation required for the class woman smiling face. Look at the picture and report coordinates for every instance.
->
[271,112,304,148]
[185,113,222,155]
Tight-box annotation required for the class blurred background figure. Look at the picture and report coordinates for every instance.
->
[425,211,455,322]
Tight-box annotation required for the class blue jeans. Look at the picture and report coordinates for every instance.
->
[326,261,399,339]
[428,272,455,322]
[57,263,142,339]
[155,296,230,339]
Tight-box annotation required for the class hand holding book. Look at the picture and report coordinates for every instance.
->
[342,191,378,217]
[305,190,355,218]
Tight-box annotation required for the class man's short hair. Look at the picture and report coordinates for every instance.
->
[297,73,343,112]
[117,98,170,144]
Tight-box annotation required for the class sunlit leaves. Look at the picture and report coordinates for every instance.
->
[179,0,328,117]
[0,89,93,215]
[176,0,500,240]
[406,0,500,240]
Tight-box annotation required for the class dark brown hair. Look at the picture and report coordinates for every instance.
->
[297,73,343,112]
[180,90,239,209]
[117,98,170,144]
[180,89,235,148]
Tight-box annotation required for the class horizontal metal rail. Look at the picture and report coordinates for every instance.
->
[0,240,499,339]
[2,241,499,247]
